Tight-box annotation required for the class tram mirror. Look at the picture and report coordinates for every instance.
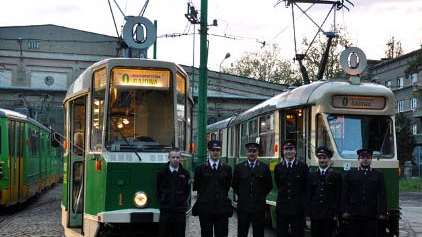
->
[51,132,61,147]
[110,86,117,107]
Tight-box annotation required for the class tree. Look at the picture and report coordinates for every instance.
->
[385,36,404,59]
[223,43,300,85]
[395,113,416,165]
[300,26,352,81]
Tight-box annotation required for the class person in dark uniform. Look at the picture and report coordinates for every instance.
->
[341,148,387,237]
[306,147,342,237]
[193,140,233,237]
[156,148,191,237]
[232,142,273,237]
[274,140,309,237]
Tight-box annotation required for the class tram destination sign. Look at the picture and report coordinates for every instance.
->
[113,68,170,89]
[332,95,385,110]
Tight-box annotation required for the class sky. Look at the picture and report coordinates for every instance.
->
[2,0,422,71]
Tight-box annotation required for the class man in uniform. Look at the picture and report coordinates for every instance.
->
[232,142,273,237]
[193,140,233,237]
[306,147,342,237]
[341,148,387,237]
[156,148,191,237]
[274,140,309,237]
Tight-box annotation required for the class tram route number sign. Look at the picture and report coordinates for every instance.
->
[113,68,170,89]
[332,95,386,110]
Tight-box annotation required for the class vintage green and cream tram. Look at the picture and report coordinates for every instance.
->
[208,79,400,236]
[61,58,194,237]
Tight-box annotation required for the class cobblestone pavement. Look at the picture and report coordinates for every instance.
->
[0,184,420,237]
[0,183,63,237]
[399,192,422,237]
[186,213,276,237]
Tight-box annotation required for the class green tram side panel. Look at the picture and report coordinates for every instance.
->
[104,162,163,211]
[0,120,8,191]
[85,154,107,215]
[62,154,69,207]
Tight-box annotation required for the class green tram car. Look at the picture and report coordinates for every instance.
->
[0,108,61,207]
[207,79,400,236]
[61,58,194,237]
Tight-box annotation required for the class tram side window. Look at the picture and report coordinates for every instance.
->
[259,114,275,157]
[316,114,334,152]
[176,73,186,150]
[240,123,248,156]
[8,120,15,157]
[29,128,39,157]
[248,119,258,143]
[91,69,106,151]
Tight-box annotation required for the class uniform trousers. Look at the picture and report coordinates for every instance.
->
[159,212,186,237]
[276,214,305,237]
[310,219,335,237]
[237,211,265,237]
[349,216,378,237]
[199,214,229,237]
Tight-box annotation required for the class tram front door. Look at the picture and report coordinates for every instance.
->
[68,96,86,229]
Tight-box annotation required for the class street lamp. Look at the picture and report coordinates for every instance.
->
[219,52,231,72]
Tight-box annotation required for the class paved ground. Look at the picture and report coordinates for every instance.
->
[399,192,422,237]
[0,184,420,237]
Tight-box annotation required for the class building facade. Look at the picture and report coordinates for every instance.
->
[368,48,422,175]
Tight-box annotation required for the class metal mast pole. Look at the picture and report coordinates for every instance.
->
[197,0,208,162]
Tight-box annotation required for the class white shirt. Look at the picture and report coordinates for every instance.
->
[209,159,220,170]
[319,167,328,175]
[169,165,179,173]
[248,160,256,168]
[286,158,296,167]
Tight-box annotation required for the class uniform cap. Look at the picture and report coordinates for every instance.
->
[316,146,333,157]
[357,148,373,156]
[207,140,222,150]
[282,140,296,149]
[245,142,260,150]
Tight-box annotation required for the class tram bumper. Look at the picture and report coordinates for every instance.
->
[97,208,160,223]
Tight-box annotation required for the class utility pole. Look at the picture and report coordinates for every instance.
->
[197,0,208,162]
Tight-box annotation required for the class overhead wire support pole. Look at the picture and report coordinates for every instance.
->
[197,0,209,163]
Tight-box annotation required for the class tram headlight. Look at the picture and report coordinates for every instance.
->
[133,191,148,208]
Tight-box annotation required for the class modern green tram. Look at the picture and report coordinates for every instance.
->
[207,79,400,236]
[0,108,61,207]
[61,58,194,237]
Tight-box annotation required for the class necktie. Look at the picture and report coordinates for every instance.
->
[321,170,325,176]
[250,162,254,169]
[288,162,292,169]
[213,163,217,170]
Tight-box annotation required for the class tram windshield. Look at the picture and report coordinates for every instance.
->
[105,87,174,152]
[326,114,394,159]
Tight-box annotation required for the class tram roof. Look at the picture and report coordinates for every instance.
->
[229,80,395,125]
[65,58,186,102]
[0,108,49,129]
[207,116,236,132]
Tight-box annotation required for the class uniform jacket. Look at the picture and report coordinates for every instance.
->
[341,167,387,217]
[307,168,342,220]
[274,159,309,215]
[193,160,232,215]
[156,163,191,213]
[232,160,273,213]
